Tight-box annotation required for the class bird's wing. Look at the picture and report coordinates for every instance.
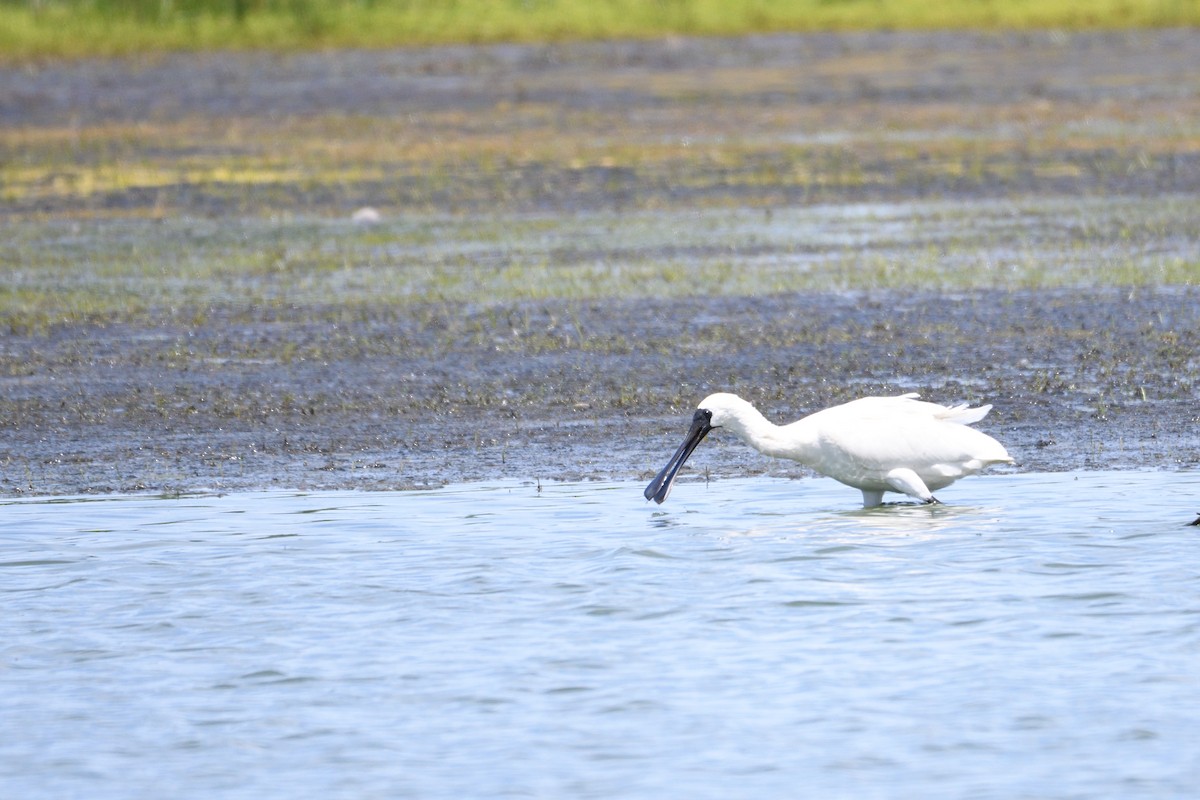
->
[835,394,992,426]
[809,402,1011,475]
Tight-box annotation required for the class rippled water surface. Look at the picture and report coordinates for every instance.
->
[3,471,1199,799]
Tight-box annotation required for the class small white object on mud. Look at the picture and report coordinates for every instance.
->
[351,207,382,224]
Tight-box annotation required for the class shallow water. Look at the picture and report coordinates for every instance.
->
[3,470,1198,799]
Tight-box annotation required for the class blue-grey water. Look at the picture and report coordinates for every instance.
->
[3,470,1198,799]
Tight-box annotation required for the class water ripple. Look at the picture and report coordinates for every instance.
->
[1,471,1198,799]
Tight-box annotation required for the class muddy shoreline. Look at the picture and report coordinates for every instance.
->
[2,31,1198,496]
[3,286,1197,497]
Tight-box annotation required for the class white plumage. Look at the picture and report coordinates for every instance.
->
[645,392,1013,508]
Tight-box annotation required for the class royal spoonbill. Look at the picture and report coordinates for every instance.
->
[645,392,1013,507]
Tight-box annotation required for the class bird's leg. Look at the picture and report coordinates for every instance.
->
[861,489,885,508]
[884,468,936,503]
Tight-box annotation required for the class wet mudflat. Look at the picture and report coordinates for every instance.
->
[1,31,1198,495]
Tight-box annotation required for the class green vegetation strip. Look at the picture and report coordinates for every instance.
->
[3,197,1197,332]
[2,0,1199,60]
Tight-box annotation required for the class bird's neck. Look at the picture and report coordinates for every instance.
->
[723,403,817,464]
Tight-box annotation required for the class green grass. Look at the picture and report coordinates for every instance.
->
[2,0,1198,60]
[2,196,1197,333]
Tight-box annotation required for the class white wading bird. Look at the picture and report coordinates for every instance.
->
[645,392,1013,508]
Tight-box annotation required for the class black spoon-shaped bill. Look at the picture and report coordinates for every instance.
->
[644,409,713,504]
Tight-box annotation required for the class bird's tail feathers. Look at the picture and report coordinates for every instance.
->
[939,402,993,426]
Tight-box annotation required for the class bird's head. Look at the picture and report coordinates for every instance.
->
[643,393,754,504]
[695,392,757,430]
